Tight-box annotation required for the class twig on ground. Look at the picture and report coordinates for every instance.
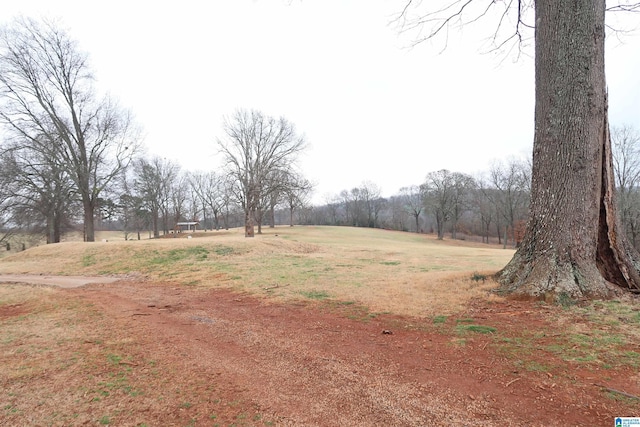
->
[263,283,290,291]
[593,383,640,400]
[505,377,521,387]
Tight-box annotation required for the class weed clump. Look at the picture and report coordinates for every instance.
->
[470,272,487,282]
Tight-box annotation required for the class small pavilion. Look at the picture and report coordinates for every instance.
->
[175,221,199,232]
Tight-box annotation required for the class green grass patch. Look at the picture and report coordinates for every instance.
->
[106,354,122,365]
[300,290,330,300]
[604,390,640,403]
[433,315,447,324]
[213,245,234,256]
[456,324,497,334]
[524,360,551,372]
[150,246,209,265]
[82,253,97,267]
[622,351,640,367]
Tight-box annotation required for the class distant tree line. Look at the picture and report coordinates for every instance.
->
[303,125,640,251]
[305,157,531,247]
[2,17,639,254]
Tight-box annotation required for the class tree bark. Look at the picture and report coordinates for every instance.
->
[497,0,640,299]
[46,212,58,244]
[435,212,445,240]
[152,209,160,238]
[83,198,95,242]
[245,208,255,238]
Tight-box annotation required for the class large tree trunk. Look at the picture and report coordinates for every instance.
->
[152,210,160,238]
[435,212,445,240]
[497,0,640,300]
[256,208,263,235]
[245,208,255,237]
[46,212,59,244]
[83,198,95,242]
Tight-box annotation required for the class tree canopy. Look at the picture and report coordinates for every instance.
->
[0,17,140,242]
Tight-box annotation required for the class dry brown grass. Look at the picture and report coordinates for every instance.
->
[0,226,514,317]
[2,227,638,426]
[0,283,196,426]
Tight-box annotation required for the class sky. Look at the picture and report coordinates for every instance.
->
[3,0,640,204]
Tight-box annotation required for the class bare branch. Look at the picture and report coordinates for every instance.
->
[394,0,534,57]
[607,2,640,12]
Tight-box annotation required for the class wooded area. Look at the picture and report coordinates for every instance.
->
[2,7,640,300]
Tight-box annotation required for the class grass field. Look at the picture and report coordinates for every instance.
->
[2,225,639,425]
[0,226,514,316]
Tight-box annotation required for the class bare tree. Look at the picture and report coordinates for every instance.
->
[0,138,76,243]
[487,158,530,247]
[217,109,306,237]
[283,174,313,227]
[399,185,424,233]
[323,194,343,225]
[359,181,385,228]
[133,157,179,238]
[399,1,640,298]
[448,172,476,239]
[612,125,640,249]
[158,162,180,235]
[338,189,355,226]
[385,195,410,232]
[471,175,495,244]
[0,203,12,248]
[0,17,140,242]
[189,171,226,231]
[259,168,289,231]
[0,153,17,246]
[117,168,148,240]
[422,170,456,240]
[219,173,238,230]
[170,173,189,228]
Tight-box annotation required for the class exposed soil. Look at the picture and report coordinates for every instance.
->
[0,274,121,288]
[1,276,638,426]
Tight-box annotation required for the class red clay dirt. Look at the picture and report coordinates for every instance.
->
[2,277,639,426]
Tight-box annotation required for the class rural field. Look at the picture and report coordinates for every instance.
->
[0,226,639,426]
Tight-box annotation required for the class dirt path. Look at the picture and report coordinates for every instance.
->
[0,274,120,288]
[25,279,628,426]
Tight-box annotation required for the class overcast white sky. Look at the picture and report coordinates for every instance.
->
[4,1,640,203]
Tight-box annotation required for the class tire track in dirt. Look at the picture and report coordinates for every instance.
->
[60,280,629,426]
